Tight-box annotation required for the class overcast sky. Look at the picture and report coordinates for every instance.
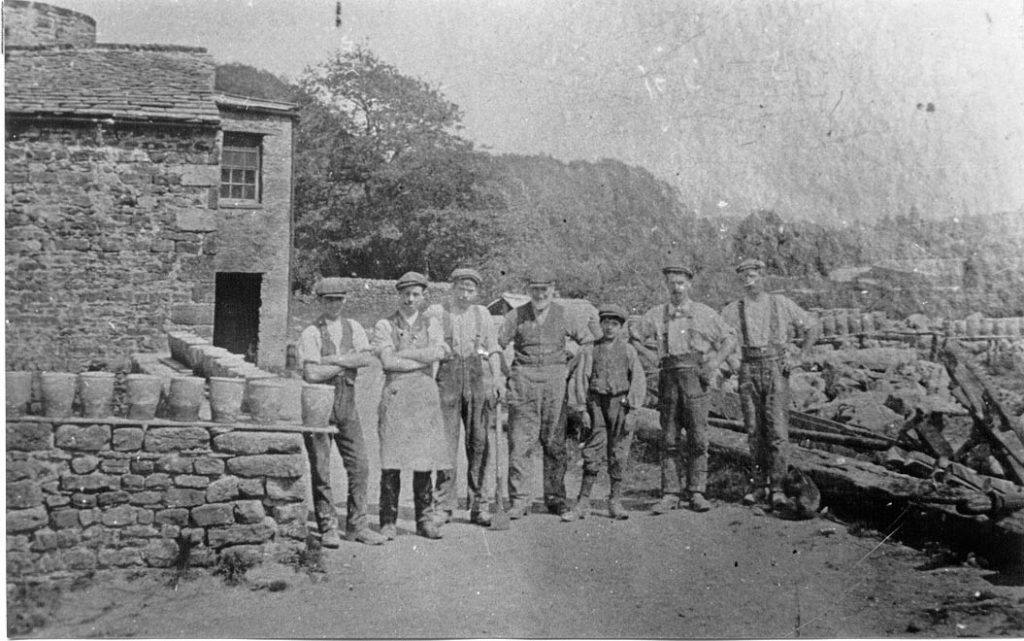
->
[51,0,1024,220]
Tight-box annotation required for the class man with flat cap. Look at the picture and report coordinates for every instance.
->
[431,267,504,526]
[298,277,385,547]
[497,269,596,521]
[633,265,737,514]
[372,271,450,539]
[721,258,819,511]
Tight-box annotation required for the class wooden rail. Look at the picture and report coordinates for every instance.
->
[6,414,336,434]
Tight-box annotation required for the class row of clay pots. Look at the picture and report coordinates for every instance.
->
[6,370,336,428]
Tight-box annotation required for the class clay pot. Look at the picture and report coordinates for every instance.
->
[40,371,77,419]
[126,374,163,420]
[247,378,283,424]
[78,371,116,418]
[165,376,205,422]
[6,371,34,417]
[301,384,335,428]
[209,377,245,424]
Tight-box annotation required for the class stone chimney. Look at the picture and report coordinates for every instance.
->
[3,0,97,47]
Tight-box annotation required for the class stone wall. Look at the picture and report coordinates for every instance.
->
[5,120,220,371]
[2,1,97,47]
[6,419,309,582]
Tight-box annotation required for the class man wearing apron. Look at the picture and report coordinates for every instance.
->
[721,259,819,511]
[497,270,595,521]
[635,265,736,514]
[373,271,450,540]
[434,267,504,526]
[298,278,384,547]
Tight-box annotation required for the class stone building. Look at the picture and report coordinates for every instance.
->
[4,0,296,370]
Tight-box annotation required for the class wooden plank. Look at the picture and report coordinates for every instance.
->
[913,413,955,459]
[7,414,336,434]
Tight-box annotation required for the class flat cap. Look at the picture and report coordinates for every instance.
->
[526,269,556,287]
[314,277,348,298]
[661,265,694,278]
[597,304,628,323]
[735,258,767,273]
[395,271,429,291]
[449,267,483,285]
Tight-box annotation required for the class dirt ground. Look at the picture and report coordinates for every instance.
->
[18,448,1024,639]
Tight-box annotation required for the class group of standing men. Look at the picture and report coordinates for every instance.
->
[297,259,818,547]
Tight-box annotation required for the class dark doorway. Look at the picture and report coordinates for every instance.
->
[214,272,262,362]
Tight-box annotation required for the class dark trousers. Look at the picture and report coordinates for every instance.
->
[303,382,369,533]
[435,356,491,512]
[739,358,790,492]
[582,392,632,486]
[507,364,569,512]
[658,367,709,496]
[379,469,435,526]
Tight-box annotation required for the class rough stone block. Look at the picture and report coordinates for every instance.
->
[51,509,80,530]
[121,474,145,491]
[144,427,210,453]
[193,456,225,475]
[143,539,181,568]
[8,506,49,533]
[71,493,98,508]
[8,552,35,576]
[191,503,235,527]
[155,455,195,474]
[129,491,164,506]
[100,458,131,474]
[233,500,266,524]
[219,545,264,569]
[164,488,206,508]
[265,477,305,502]
[7,458,58,483]
[61,473,119,493]
[154,508,189,527]
[70,455,100,474]
[131,458,155,474]
[213,432,303,455]
[62,547,98,571]
[277,520,309,541]
[170,304,215,326]
[238,478,264,497]
[136,508,155,525]
[175,474,210,488]
[45,494,71,508]
[30,528,58,552]
[98,547,144,568]
[101,506,137,527]
[270,503,307,524]
[145,472,172,489]
[79,508,99,527]
[206,476,240,502]
[206,520,275,548]
[97,490,130,507]
[123,525,160,539]
[175,210,218,231]
[227,454,304,478]
[6,422,54,450]
[112,428,144,451]
[8,535,30,553]
[56,529,81,548]
[179,165,218,186]
[55,424,111,451]
[7,479,44,509]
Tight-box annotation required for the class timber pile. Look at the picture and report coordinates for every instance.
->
[631,334,1024,569]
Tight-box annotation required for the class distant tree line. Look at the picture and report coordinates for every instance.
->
[215,55,1024,318]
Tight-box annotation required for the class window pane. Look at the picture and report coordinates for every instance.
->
[243,170,255,185]
[239,151,257,168]
[243,186,256,200]
[220,184,230,197]
[231,185,243,199]
[221,168,231,182]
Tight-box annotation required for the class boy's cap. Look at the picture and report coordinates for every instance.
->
[395,271,429,291]
[597,304,628,323]
[526,269,556,287]
[735,258,767,273]
[449,267,482,285]
[661,265,694,278]
[314,277,348,298]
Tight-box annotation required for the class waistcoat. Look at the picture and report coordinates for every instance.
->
[316,315,357,384]
[590,338,631,395]
[513,302,568,365]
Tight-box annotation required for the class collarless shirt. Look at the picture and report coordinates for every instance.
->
[636,300,735,359]
[445,303,500,358]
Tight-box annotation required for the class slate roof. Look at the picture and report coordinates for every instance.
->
[5,44,220,124]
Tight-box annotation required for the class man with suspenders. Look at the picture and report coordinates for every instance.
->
[721,259,820,511]
[298,278,385,547]
[635,265,737,514]
[433,267,504,526]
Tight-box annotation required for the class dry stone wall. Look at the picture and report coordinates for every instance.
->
[6,418,309,582]
[5,121,220,371]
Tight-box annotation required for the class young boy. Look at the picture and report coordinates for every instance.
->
[566,304,646,520]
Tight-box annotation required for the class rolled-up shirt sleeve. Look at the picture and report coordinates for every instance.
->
[626,345,647,409]
[298,325,322,366]
[372,319,395,353]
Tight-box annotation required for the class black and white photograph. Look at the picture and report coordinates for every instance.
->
[5,0,1024,637]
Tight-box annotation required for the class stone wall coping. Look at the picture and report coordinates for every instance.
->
[9,415,335,434]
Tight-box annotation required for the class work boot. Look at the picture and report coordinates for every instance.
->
[413,471,442,540]
[608,499,629,520]
[433,509,453,527]
[742,487,767,506]
[651,494,681,515]
[469,499,492,526]
[320,528,342,549]
[379,469,401,539]
[507,500,530,520]
[689,492,711,513]
[770,490,789,512]
[347,528,386,545]
[572,495,590,520]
